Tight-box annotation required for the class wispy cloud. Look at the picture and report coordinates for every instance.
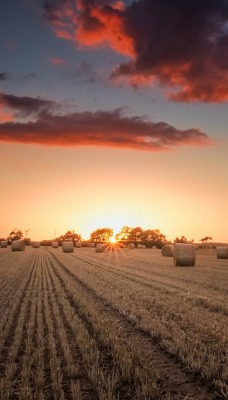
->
[62,61,103,84]
[0,93,56,117]
[43,0,228,102]
[0,71,10,81]
[21,73,37,80]
[50,57,68,66]
[0,93,212,151]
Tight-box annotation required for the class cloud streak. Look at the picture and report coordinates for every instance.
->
[0,93,212,151]
[43,0,228,102]
[0,72,10,81]
[50,57,68,66]
[0,93,56,117]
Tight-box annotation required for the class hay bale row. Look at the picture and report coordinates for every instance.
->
[217,246,228,259]
[89,243,95,247]
[62,241,74,253]
[52,242,59,248]
[1,241,7,248]
[137,244,146,249]
[161,244,174,257]
[75,241,82,248]
[173,243,195,267]
[11,240,25,252]
[128,243,135,249]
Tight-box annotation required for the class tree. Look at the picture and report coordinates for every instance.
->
[115,226,133,241]
[154,233,167,249]
[128,227,144,243]
[143,229,167,248]
[7,228,23,243]
[200,236,212,248]
[90,228,113,243]
[58,230,81,242]
[174,236,194,244]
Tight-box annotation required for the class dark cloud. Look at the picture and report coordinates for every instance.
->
[21,73,37,80]
[0,72,10,81]
[0,93,212,151]
[71,61,103,84]
[43,0,228,102]
[43,0,71,21]
[0,93,56,117]
[113,0,228,102]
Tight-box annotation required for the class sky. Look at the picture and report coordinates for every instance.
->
[0,0,227,242]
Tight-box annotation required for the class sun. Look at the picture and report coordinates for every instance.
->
[110,236,116,243]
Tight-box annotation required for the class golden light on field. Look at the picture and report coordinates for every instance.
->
[0,246,227,399]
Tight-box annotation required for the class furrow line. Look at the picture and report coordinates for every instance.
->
[9,255,40,399]
[0,255,39,399]
[49,250,222,400]
[47,252,128,400]
[0,253,38,357]
[48,252,193,400]
[69,252,228,317]
[44,251,100,400]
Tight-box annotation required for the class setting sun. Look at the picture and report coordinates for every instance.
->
[110,236,116,243]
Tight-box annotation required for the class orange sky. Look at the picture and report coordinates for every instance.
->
[0,141,227,242]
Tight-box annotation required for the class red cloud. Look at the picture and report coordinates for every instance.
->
[0,93,212,151]
[50,57,68,66]
[43,0,135,56]
[75,0,134,56]
[0,104,13,123]
[43,0,228,102]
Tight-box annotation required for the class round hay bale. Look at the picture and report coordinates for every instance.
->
[52,242,59,248]
[137,244,143,249]
[62,241,74,253]
[1,241,8,248]
[173,243,195,267]
[75,241,82,248]
[95,244,106,253]
[11,240,25,252]
[161,244,174,257]
[128,243,135,249]
[217,246,228,259]
[89,243,95,247]
[32,241,40,248]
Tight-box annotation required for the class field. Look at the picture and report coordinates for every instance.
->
[0,246,227,400]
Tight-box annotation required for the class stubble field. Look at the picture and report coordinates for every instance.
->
[0,246,227,400]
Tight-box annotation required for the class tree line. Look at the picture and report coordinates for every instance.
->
[0,227,212,248]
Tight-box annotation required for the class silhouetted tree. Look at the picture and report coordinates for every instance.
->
[58,230,81,243]
[7,229,23,243]
[200,236,212,248]
[24,237,31,246]
[143,229,167,248]
[154,234,167,249]
[128,227,144,243]
[90,228,113,243]
[174,236,194,244]
[115,226,133,241]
